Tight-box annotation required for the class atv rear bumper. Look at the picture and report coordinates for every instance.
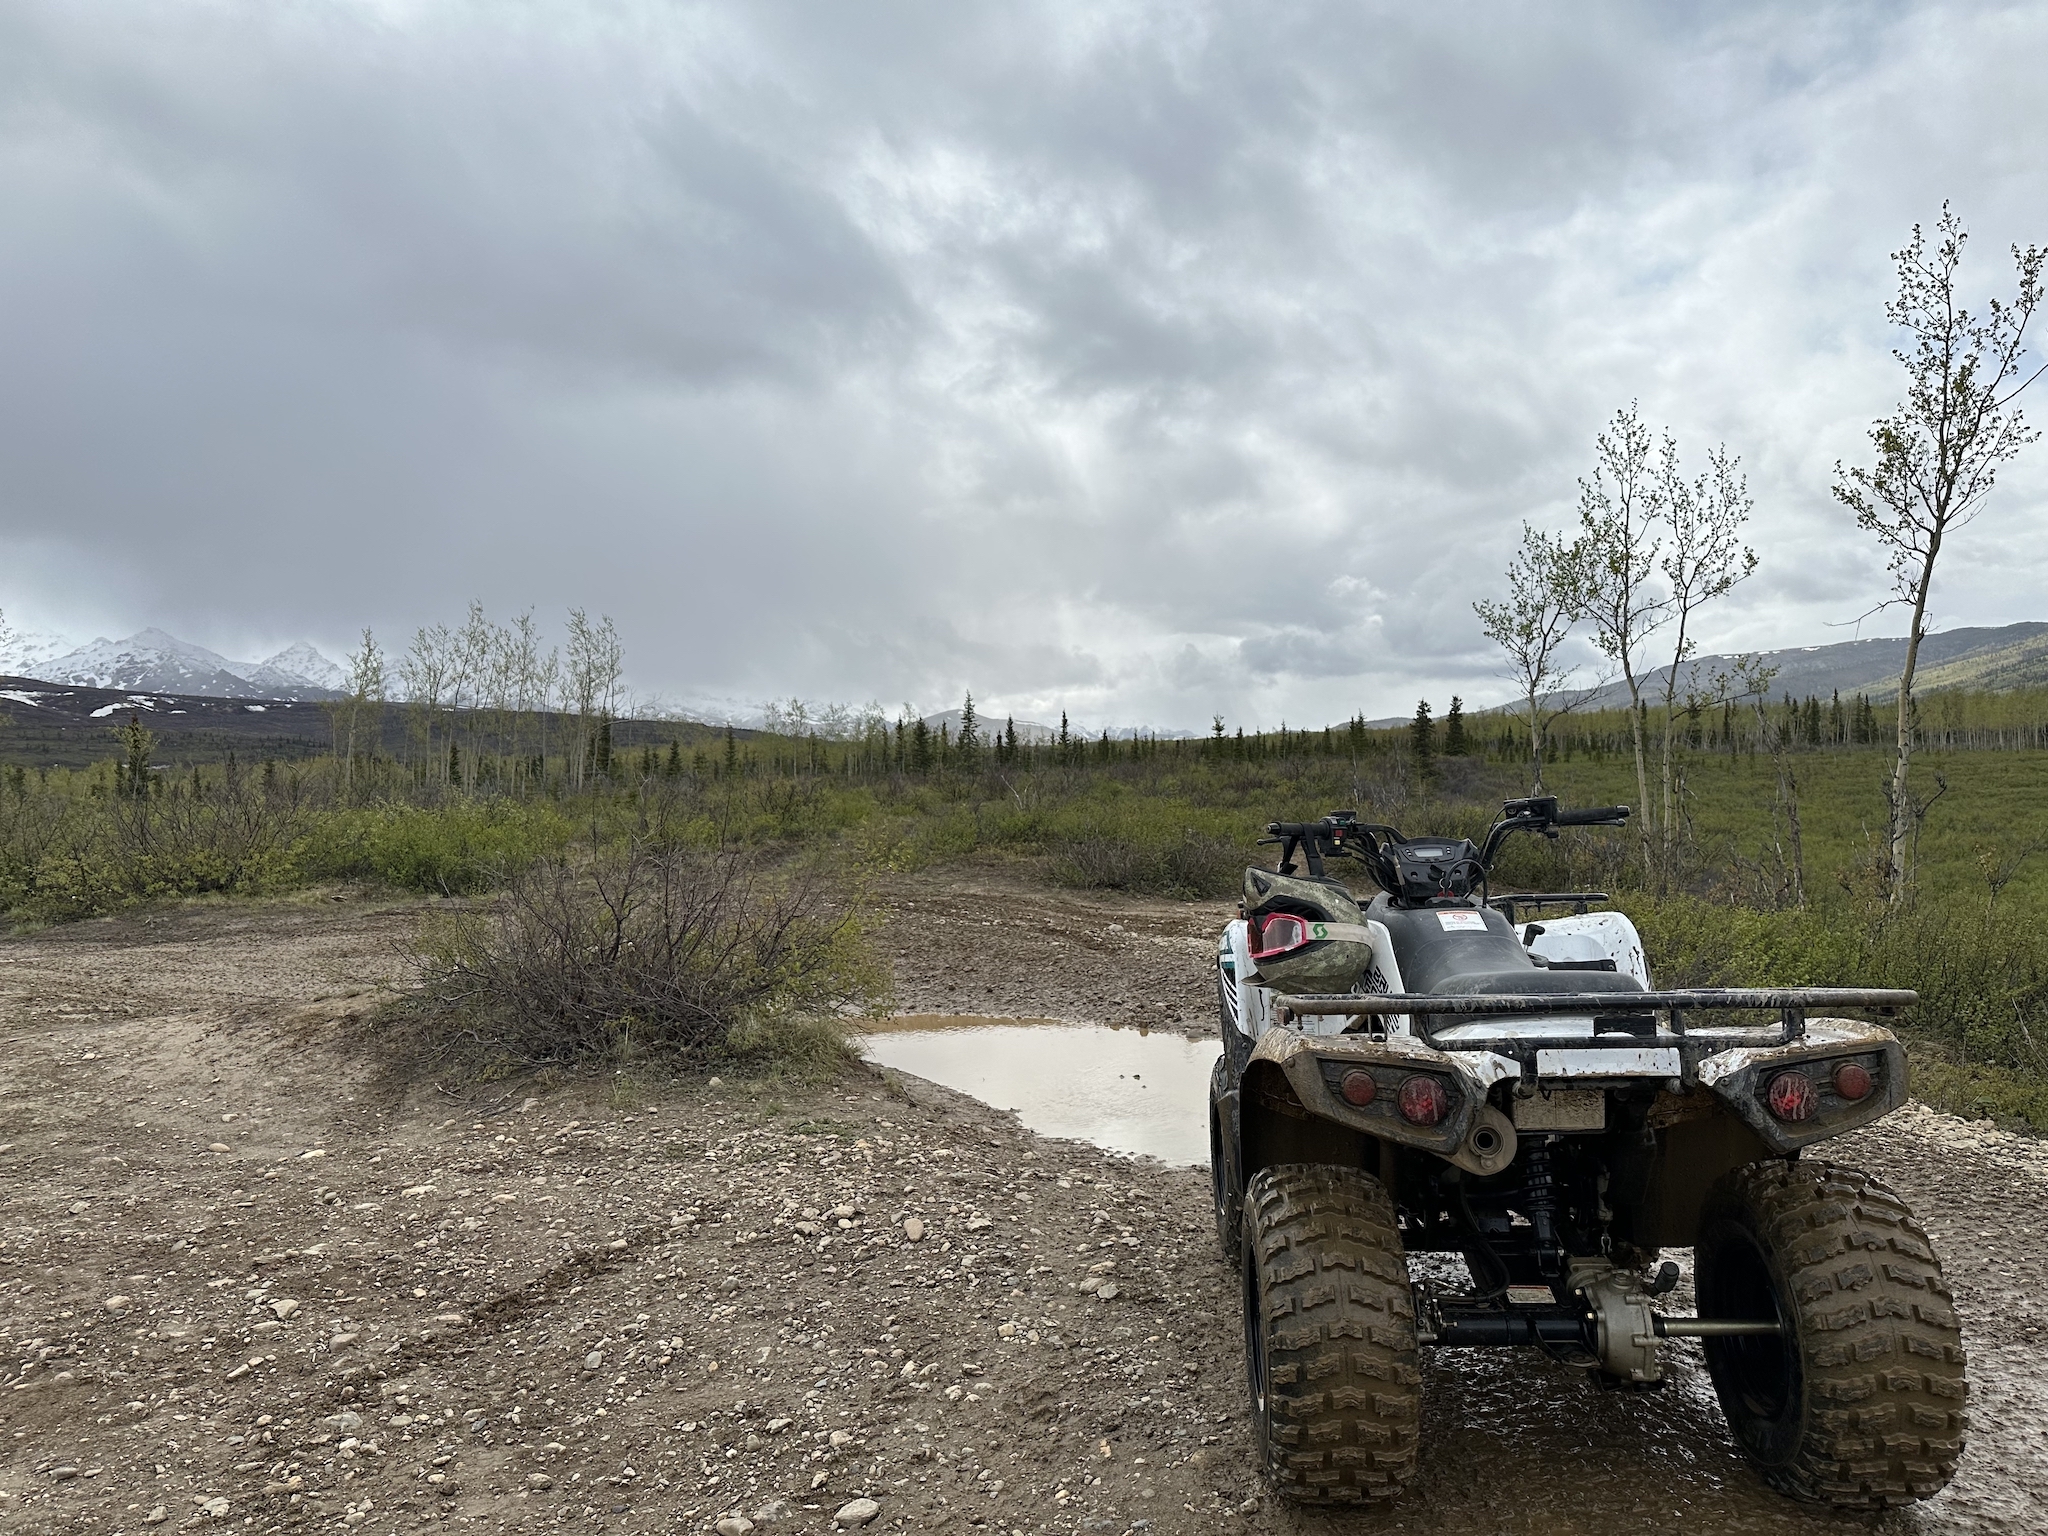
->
[1251,988,1915,1157]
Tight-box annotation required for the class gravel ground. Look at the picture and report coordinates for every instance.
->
[1,882,2045,1536]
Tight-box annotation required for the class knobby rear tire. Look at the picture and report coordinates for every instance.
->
[1240,1164,1420,1503]
[1696,1160,1967,1509]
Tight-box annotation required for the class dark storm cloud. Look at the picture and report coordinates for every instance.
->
[0,0,2044,729]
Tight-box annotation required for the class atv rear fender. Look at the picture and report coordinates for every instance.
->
[1696,1017,1908,1153]
[1236,1030,1517,1185]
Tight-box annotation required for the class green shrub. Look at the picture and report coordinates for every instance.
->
[293,801,572,894]
[1046,828,1242,898]
[1907,1047,2048,1133]
[1623,893,2048,1103]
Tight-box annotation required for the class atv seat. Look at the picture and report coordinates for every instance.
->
[1367,894,1646,998]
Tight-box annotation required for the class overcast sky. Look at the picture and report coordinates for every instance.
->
[2,1,2045,730]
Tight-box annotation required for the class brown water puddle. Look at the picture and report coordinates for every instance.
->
[859,1014,1221,1166]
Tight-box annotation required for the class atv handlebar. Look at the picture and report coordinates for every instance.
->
[1552,806,1630,827]
[1262,821,1343,840]
[1256,803,1633,891]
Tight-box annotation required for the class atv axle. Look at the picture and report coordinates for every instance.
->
[1422,1308,1782,1348]
[1650,1317,1785,1337]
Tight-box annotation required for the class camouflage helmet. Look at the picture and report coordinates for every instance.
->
[1243,868,1375,995]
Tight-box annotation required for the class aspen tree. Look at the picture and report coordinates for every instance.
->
[1834,207,2044,904]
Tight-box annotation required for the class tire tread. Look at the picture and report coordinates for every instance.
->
[1243,1164,1419,1504]
[1708,1160,1966,1509]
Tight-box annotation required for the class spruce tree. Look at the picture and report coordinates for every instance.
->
[956,692,980,766]
[114,713,155,797]
[1410,699,1436,783]
[1444,696,1467,756]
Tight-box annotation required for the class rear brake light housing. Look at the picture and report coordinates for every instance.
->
[1398,1075,1450,1126]
[1764,1070,1817,1122]
[1832,1060,1873,1101]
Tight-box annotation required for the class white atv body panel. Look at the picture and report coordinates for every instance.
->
[1525,911,1651,985]
[1429,910,1662,1069]
[1229,905,1671,1084]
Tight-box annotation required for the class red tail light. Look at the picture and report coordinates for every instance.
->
[1339,1070,1377,1107]
[1398,1075,1449,1126]
[1250,914,1310,960]
[1832,1061,1873,1101]
[1765,1071,1817,1122]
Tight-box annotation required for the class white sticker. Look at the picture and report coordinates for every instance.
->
[1435,910,1488,932]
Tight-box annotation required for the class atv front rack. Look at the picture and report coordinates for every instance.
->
[1283,987,1918,1048]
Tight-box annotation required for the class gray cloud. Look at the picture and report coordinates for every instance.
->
[1,0,2044,730]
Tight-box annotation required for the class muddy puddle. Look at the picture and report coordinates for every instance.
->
[860,1014,1222,1165]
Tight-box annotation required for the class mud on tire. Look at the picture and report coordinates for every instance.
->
[1240,1164,1419,1503]
[1696,1160,1967,1509]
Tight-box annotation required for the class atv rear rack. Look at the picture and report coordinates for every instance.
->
[1283,987,1918,1047]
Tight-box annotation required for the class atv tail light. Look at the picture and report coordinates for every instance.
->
[1764,1070,1817,1122]
[1398,1075,1449,1126]
[1338,1070,1377,1107]
[1250,914,1310,959]
[1832,1061,1873,1101]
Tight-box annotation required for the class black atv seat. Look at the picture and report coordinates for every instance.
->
[1366,894,1646,999]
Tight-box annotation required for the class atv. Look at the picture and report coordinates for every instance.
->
[1209,799,1965,1509]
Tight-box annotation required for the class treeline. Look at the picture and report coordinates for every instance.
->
[1482,685,2048,765]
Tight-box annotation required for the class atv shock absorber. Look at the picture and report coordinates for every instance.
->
[1522,1135,1565,1279]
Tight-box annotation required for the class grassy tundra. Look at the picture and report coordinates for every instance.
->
[3,687,2046,1123]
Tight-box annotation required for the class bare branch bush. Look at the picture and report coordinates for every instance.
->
[382,843,881,1072]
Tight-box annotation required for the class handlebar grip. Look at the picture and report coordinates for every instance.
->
[1553,806,1630,826]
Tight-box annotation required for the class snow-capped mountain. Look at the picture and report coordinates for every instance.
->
[242,642,348,694]
[0,627,79,679]
[27,628,346,700]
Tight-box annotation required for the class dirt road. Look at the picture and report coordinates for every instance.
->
[1,882,2044,1536]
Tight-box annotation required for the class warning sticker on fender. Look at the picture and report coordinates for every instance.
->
[1435,910,1488,931]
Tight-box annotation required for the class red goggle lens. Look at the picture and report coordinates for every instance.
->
[1251,915,1310,959]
